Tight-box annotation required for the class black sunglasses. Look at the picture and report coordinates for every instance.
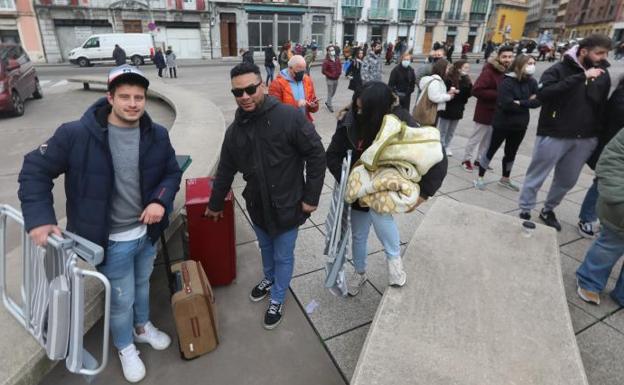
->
[231,81,262,97]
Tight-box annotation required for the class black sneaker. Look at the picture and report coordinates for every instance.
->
[539,209,562,231]
[249,278,273,302]
[263,302,283,330]
[519,211,531,221]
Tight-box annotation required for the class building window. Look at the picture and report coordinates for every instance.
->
[0,0,15,10]
[248,14,274,52]
[470,0,488,14]
[278,15,302,45]
[0,29,19,44]
[312,15,325,49]
[426,0,443,11]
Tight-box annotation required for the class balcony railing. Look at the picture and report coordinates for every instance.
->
[369,7,392,20]
[342,5,362,18]
[424,10,443,20]
[446,12,468,21]
[469,12,486,21]
[398,9,417,21]
[342,0,363,6]
[399,0,417,9]
[250,0,309,4]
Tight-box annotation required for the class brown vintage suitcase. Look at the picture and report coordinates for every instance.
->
[171,260,219,359]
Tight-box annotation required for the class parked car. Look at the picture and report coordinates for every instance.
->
[67,33,154,67]
[0,44,42,117]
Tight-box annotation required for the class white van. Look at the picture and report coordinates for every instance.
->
[67,33,154,67]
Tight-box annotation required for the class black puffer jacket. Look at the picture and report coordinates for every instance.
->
[326,106,448,212]
[208,96,326,235]
[537,47,611,138]
[438,76,472,120]
[492,73,541,131]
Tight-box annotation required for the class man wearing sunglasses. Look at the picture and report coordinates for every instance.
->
[269,55,320,122]
[205,63,326,330]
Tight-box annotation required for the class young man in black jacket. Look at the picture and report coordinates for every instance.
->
[518,34,612,231]
[205,63,326,329]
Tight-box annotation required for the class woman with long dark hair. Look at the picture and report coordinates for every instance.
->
[326,82,447,296]
[346,47,364,92]
[474,55,540,191]
[437,60,472,156]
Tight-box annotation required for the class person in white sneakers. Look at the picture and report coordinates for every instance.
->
[18,65,182,383]
[326,82,447,296]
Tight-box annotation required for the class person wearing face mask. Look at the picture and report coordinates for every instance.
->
[474,55,540,191]
[388,52,416,110]
[518,34,612,231]
[269,55,319,122]
[326,82,448,296]
[460,45,514,172]
[322,45,342,113]
[437,60,473,156]
[361,41,384,84]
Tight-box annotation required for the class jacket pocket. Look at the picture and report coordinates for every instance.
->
[271,191,308,230]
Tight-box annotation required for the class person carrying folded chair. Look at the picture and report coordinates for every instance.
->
[326,81,448,296]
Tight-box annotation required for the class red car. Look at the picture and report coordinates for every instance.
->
[0,44,42,117]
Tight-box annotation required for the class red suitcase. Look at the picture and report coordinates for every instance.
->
[185,177,236,286]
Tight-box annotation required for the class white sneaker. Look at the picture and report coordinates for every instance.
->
[388,257,407,287]
[447,149,453,157]
[118,344,146,383]
[347,271,368,296]
[133,321,171,351]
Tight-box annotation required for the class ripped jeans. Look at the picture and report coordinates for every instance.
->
[97,234,156,350]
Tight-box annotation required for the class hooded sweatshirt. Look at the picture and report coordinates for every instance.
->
[536,45,611,138]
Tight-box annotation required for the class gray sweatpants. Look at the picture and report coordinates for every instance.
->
[463,123,493,162]
[519,136,598,213]
[326,79,339,108]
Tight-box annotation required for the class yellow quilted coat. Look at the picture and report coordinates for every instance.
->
[345,114,444,214]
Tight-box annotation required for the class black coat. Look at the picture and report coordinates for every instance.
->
[264,48,276,67]
[242,50,254,64]
[388,64,416,96]
[587,86,624,169]
[208,96,326,235]
[537,53,611,138]
[346,59,363,91]
[438,76,472,120]
[112,46,126,66]
[153,52,166,69]
[492,74,541,131]
[326,107,448,212]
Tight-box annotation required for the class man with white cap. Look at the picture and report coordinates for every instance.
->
[18,65,182,383]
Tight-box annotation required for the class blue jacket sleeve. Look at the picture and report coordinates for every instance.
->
[18,124,72,232]
[148,131,182,213]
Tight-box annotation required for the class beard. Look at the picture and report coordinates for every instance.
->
[582,56,596,69]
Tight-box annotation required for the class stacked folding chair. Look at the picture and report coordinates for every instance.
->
[324,151,352,297]
[0,204,111,378]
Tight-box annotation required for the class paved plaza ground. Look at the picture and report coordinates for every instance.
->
[2,60,624,384]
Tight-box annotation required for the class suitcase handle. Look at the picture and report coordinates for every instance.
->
[181,262,192,294]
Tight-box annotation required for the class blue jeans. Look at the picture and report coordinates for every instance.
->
[265,65,274,85]
[351,210,401,274]
[576,226,624,306]
[97,235,156,350]
[252,225,298,304]
[579,178,599,223]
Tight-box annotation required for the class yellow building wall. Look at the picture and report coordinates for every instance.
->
[488,6,528,44]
